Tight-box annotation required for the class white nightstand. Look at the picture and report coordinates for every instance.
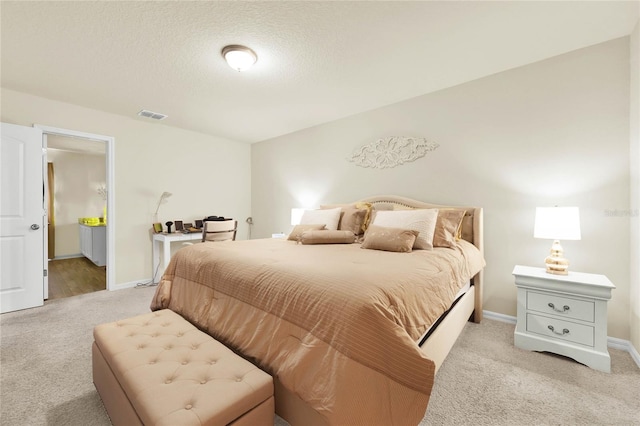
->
[512,265,615,373]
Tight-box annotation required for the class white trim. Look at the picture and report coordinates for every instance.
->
[483,310,640,369]
[34,125,115,292]
[42,133,49,299]
[51,254,84,260]
[113,279,156,290]
[483,310,516,324]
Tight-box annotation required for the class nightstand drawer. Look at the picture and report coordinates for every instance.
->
[527,291,594,322]
[526,313,594,347]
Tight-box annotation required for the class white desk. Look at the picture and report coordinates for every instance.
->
[152,232,202,283]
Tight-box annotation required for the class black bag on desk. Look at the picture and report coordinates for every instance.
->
[203,216,231,222]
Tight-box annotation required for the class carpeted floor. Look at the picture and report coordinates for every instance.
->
[1,286,638,425]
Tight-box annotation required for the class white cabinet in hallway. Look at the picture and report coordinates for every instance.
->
[79,224,106,266]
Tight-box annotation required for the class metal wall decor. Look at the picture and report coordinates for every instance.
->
[346,136,439,169]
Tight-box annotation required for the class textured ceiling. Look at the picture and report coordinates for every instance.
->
[1,1,638,144]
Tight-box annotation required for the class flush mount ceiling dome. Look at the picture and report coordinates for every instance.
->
[221,45,257,72]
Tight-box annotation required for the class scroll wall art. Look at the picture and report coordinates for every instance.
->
[346,136,439,169]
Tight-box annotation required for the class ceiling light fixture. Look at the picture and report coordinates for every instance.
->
[222,45,257,72]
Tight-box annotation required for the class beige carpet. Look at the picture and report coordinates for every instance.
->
[1,286,638,425]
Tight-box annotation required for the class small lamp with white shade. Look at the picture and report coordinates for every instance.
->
[291,208,305,226]
[534,206,581,275]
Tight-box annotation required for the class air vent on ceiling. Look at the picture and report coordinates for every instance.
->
[137,109,168,120]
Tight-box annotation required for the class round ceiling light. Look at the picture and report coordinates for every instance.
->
[221,45,257,72]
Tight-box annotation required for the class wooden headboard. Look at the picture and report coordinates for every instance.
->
[356,194,484,322]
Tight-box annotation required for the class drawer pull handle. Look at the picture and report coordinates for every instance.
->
[548,302,569,313]
[547,325,569,335]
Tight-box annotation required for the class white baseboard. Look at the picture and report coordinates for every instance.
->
[608,335,640,367]
[111,279,157,290]
[483,310,516,324]
[50,254,84,260]
[483,310,640,369]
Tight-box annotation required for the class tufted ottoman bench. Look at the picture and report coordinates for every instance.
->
[92,309,274,426]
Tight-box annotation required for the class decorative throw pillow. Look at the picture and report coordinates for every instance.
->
[460,214,473,242]
[300,230,356,245]
[300,208,341,231]
[321,203,370,235]
[361,225,419,253]
[371,209,439,250]
[287,224,326,241]
[433,209,466,248]
[339,207,367,235]
[355,202,373,233]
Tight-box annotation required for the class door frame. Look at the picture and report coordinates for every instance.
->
[35,125,115,292]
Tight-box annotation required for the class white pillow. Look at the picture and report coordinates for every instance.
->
[371,209,439,250]
[300,207,341,231]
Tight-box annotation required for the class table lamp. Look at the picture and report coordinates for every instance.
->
[534,206,581,275]
[291,208,305,226]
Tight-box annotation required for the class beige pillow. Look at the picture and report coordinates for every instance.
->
[339,207,367,235]
[460,214,473,242]
[300,230,356,245]
[433,209,466,248]
[355,202,373,232]
[361,225,419,253]
[371,209,439,250]
[300,208,341,230]
[321,203,371,234]
[287,224,326,241]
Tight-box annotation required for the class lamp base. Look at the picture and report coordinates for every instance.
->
[544,240,569,275]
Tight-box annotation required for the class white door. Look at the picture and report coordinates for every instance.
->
[0,122,44,313]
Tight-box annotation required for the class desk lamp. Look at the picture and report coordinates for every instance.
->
[153,191,172,222]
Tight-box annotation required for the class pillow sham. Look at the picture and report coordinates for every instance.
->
[460,214,473,242]
[361,225,419,253]
[300,230,356,245]
[433,209,466,248]
[339,207,367,235]
[300,207,341,231]
[287,224,326,241]
[321,203,371,234]
[371,209,439,250]
[355,202,373,233]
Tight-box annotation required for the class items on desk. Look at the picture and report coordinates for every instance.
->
[157,216,230,235]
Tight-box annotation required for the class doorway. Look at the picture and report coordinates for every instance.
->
[46,136,107,300]
[36,125,115,298]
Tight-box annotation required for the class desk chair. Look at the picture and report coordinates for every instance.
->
[202,220,237,242]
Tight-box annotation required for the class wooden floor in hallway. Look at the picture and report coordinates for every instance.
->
[47,257,106,300]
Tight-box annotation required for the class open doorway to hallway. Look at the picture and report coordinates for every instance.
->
[46,135,106,300]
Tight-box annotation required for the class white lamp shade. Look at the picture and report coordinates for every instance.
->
[534,207,581,240]
[291,208,305,226]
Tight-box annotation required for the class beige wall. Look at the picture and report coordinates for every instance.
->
[47,149,106,257]
[252,38,632,340]
[1,88,251,285]
[630,19,640,352]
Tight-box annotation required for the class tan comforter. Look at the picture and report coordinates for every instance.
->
[151,238,482,426]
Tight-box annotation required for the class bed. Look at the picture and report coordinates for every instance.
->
[150,195,485,426]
